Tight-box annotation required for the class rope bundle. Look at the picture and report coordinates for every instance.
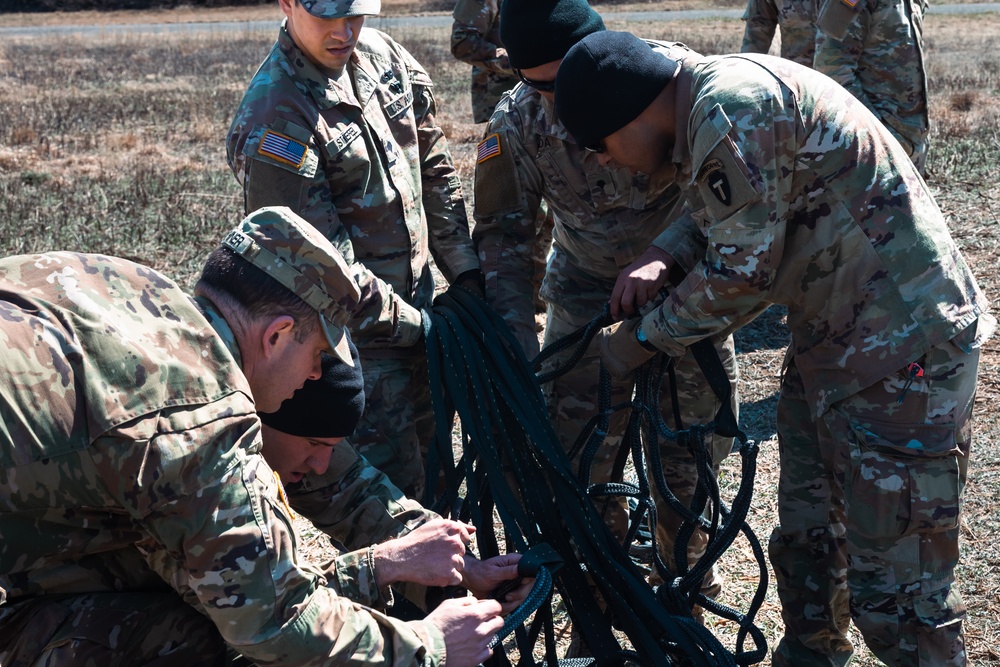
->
[422,286,768,665]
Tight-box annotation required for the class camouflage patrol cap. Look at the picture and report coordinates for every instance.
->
[298,0,380,18]
[220,206,361,367]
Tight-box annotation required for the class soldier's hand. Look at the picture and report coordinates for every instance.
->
[372,519,473,587]
[426,597,504,667]
[610,245,675,320]
[462,553,534,614]
[599,318,657,380]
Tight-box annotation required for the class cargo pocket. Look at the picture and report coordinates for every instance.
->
[844,417,961,540]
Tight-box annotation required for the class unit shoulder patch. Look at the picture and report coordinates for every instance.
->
[694,137,762,220]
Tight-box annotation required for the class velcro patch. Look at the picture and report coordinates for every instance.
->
[258,130,309,169]
[474,130,522,218]
[477,133,502,164]
[695,136,762,220]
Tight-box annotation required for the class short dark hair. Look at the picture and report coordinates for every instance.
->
[197,246,319,341]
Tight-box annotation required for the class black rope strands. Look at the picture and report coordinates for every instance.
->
[420,285,769,666]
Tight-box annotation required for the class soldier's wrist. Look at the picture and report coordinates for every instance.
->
[635,322,658,352]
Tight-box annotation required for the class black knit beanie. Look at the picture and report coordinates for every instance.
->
[500,0,606,69]
[555,31,679,149]
[259,339,365,438]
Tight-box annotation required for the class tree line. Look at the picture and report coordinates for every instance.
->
[3,0,273,12]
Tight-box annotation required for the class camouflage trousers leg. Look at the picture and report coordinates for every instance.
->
[541,305,737,609]
[772,338,978,667]
[0,591,235,667]
[349,355,434,500]
[769,359,854,667]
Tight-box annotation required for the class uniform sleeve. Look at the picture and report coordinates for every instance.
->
[644,91,792,358]
[813,1,872,109]
[741,0,780,54]
[471,106,548,357]
[450,0,513,76]
[93,398,445,667]
[650,202,709,274]
[288,442,442,612]
[402,58,481,285]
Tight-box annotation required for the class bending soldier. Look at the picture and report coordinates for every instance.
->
[556,30,994,667]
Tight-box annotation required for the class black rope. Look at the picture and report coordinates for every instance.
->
[422,286,769,665]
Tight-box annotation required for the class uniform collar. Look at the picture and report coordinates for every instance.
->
[195,295,243,369]
[277,21,375,110]
[671,59,696,183]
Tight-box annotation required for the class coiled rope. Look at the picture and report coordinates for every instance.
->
[422,286,768,665]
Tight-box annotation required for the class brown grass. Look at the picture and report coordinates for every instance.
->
[0,6,998,665]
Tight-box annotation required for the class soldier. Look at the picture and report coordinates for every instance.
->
[813,0,929,173]
[227,0,484,499]
[259,343,532,616]
[475,0,738,649]
[556,30,995,666]
[0,207,509,667]
[450,0,518,125]
[740,0,818,66]
[451,0,553,324]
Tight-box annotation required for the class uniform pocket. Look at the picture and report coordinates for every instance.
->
[844,416,961,540]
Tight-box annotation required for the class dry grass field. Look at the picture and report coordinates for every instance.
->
[0,3,998,664]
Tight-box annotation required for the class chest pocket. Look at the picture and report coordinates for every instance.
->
[691,106,763,224]
[584,165,644,214]
[323,119,373,210]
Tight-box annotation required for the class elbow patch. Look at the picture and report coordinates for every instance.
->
[474,132,523,218]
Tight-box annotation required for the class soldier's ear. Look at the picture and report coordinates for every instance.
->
[260,315,297,359]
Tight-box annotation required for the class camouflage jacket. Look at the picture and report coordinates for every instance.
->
[0,253,445,666]
[472,41,692,356]
[813,0,928,163]
[643,54,993,418]
[450,0,518,123]
[227,23,480,356]
[741,0,817,66]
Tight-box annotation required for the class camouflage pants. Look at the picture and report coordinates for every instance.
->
[349,354,434,499]
[770,335,979,667]
[540,304,737,602]
[0,591,241,667]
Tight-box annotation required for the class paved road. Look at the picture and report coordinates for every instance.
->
[2,3,998,37]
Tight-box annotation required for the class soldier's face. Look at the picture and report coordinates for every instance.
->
[281,0,365,74]
[597,117,673,177]
[254,322,328,413]
[517,61,561,102]
[260,424,343,483]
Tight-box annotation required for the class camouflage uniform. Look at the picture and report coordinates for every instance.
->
[287,440,442,611]
[741,0,818,66]
[814,0,929,172]
[227,23,480,497]
[628,52,994,666]
[451,0,519,125]
[0,250,446,665]
[472,40,737,602]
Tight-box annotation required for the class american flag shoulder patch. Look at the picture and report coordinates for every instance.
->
[477,133,502,164]
[258,129,309,169]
